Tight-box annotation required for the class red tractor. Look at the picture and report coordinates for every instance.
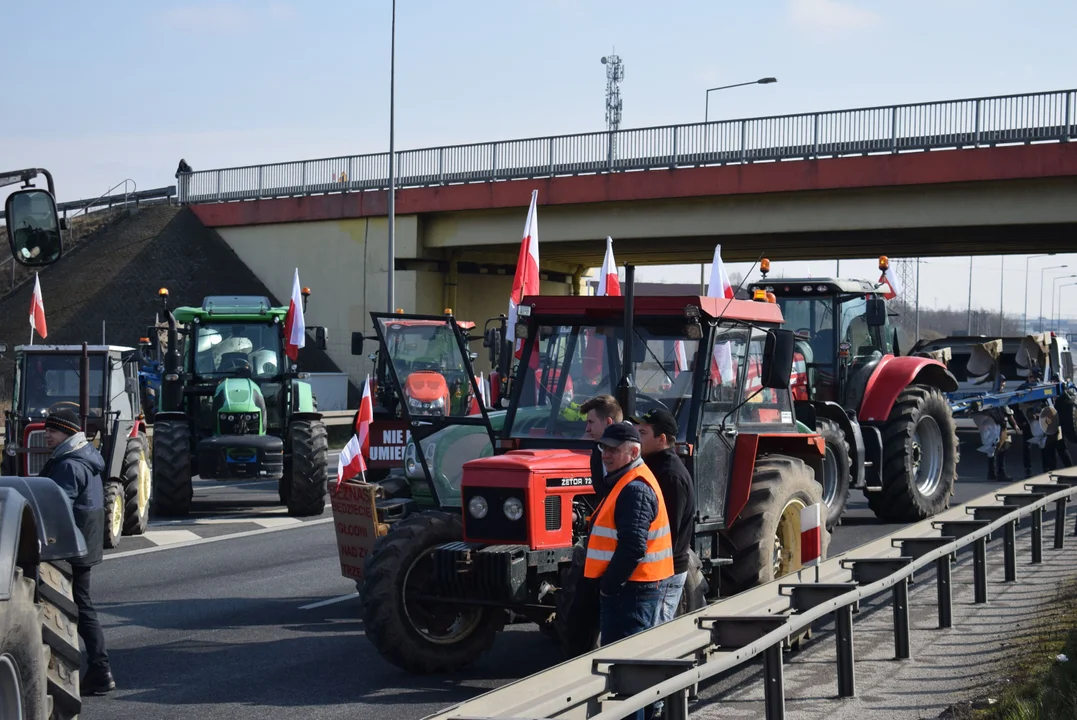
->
[353,269,829,674]
[748,256,960,529]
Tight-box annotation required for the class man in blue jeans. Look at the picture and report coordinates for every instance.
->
[632,407,695,624]
[584,422,674,720]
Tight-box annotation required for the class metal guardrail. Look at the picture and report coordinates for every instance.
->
[426,470,1077,720]
[0,185,176,222]
[178,89,1077,205]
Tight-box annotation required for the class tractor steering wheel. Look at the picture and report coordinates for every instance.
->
[47,401,81,415]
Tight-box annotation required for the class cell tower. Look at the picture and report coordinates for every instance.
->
[600,50,624,132]
[892,257,917,312]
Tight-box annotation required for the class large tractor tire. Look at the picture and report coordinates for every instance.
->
[103,480,125,549]
[720,455,829,596]
[816,418,852,531]
[1058,388,1077,445]
[285,420,328,517]
[362,511,504,674]
[38,562,81,716]
[152,418,193,517]
[0,567,49,719]
[122,432,152,535]
[867,385,958,523]
[676,549,708,618]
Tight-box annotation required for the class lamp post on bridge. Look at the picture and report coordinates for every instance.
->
[705,77,777,123]
[387,0,397,314]
[1024,254,1055,334]
[1040,265,1069,332]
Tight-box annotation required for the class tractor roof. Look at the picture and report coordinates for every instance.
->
[521,295,784,324]
[384,318,477,331]
[173,295,288,324]
[16,344,134,355]
[748,278,882,295]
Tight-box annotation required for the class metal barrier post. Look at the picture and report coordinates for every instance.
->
[1032,507,1043,564]
[973,537,988,604]
[1055,498,1068,549]
[1004,521,1017,582]
[893,578,911,659]
[665,688,689,720]
[763,644,785,720]
[836,605,855,697]
[936,555,952,628]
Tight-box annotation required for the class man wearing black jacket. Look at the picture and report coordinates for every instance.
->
[580,394,623,499]
[632,407,695,623]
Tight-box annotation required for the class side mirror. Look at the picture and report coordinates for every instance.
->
[351,331,364,356]
[124,377,138,394]
[0,343,7,354]
[761,329,795,390]
[5,188,63,266]
[313,326,328,351]
[866,295,887,327]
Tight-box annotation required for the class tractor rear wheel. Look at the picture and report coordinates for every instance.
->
[152,418,193,517]
[719,455,829,596]
[286,420,328,517]
[362,511,504,674]
[37,562,81,717]
[122,432,151,535]
[868,385,958,523]
[816,418,852,530]
[103,481,125,549]
[0,568,49,719]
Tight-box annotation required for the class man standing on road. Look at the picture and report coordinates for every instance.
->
[631,407,695,623]
[40,408,116,695]
[580,395,623,499]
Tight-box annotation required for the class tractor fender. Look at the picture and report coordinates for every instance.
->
[858,356,959,423]
[106,418,138,479]
[0,478,87,586]
[813,401,866,489]
[726,432,826,528]
[290,380,319,415]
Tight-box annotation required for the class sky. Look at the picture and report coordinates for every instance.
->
[4,0,1077,320]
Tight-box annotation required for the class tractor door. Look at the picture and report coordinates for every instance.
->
[370,313,496,506]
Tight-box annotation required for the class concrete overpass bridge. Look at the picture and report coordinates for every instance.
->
[178,88,1077,382]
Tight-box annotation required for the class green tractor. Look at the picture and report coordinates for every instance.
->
[151,291,330,517]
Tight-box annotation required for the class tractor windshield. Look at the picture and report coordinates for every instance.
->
[18,353,107,418]
[377,318,477,418]
[507,323,700,441]
[193,323,283,379]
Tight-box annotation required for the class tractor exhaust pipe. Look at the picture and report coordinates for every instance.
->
[79,342,90,432]
[617,264,636,419]
[162,310,182,412]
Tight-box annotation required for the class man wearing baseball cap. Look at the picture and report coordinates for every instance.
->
[39,408,115,695]
[631,407,696,623]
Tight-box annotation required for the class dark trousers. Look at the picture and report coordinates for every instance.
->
[600,580,667,720]
[72,565,109,673]
[1043,438,1074,473]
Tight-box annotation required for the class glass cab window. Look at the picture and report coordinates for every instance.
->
[19,354,107,418]
[194,323,283,379]
[738,331,794,426]
[839,295,889,359]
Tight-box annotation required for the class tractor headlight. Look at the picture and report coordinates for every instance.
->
[503,497,524,521]
[404,443,419,477]
[468,495,488,519]
[408,396,422,408]
[429,397,444,408]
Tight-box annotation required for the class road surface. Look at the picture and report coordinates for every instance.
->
[85,437,1024,719]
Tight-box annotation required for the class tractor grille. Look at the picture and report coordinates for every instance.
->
[461,487,527,542]
[218,412,259,436]
[26,430,48,475]
[544,495,561,531]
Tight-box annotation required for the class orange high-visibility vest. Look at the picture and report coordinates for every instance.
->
[584,464,674,582]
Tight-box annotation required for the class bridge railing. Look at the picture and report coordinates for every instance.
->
[178,89,1077,205]
[423,470,1077,720]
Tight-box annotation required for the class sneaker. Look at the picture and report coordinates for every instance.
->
[82,667,116,695]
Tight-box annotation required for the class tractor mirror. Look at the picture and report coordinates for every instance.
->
[351,332,364,355]
[313,326,328,351]
[5,188,63,266]
[125,377,138,394]
[0,343,7,354]
[761,329,795,390]
[866,295,887,327]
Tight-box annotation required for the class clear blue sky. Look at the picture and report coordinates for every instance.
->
[4,0,1077,319]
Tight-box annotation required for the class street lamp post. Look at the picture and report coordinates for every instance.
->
[705,77,777,123]
[1056,282,1077,331]
[1051,274,1077,330]
[1040,265,1069,332]
[1024,253,1054,334]
[386,0,397,313]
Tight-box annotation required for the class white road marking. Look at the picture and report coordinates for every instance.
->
[105,517,334,561]
[299,592,359,611]
[141,529,202,545]
[251,517,301,528]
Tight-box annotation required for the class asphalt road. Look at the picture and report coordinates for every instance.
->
[84,434,1054,720]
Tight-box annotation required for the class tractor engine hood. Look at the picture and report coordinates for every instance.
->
[214,377,267,435]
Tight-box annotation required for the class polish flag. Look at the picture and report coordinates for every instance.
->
[879,265,900,301]
[598,236,621,296]
[800,503,824,567]
[673,340,689,376]
[336,376,373,490]
[507,190,541,358]
[29,273,47,340]
[706,245,734,382]
[283,268,306,362]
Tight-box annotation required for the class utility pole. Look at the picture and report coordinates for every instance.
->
[998,255,1004,335]
[967,257,973,335]
[915,258,921,339]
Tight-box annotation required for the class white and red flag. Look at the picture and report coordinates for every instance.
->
[507,190,541,359]
[598,236,621,296]
[283,268,306,362]
[879,264,901,300]
[29,273,47,342]
[706,245,735,382]
[336,375,373,491]
[800,503,824,567]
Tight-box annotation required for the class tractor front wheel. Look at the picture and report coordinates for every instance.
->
[362,511,504,674]
[868,385,958,523]
[103,481,125,549]
[719,454,829,596]
[286,420,328,517]
[122,432,151,535]
[152,418,193,517]
[816,418,852,530]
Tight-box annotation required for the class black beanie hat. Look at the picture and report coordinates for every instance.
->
[45,408,81,436]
